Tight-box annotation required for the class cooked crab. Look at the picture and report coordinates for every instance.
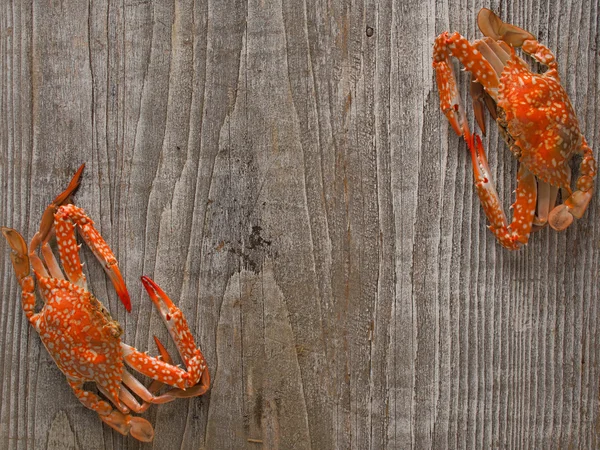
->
[2,165,210,441]
[433,9,596,249]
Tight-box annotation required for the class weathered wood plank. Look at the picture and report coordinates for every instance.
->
[1,0,599,448]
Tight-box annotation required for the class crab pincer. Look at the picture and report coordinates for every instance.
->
[132,276,208,389]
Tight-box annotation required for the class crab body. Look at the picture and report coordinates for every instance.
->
[2,166,210,442]
[34,278,125,399]
[499,56,579,187]
[433,9,596,249]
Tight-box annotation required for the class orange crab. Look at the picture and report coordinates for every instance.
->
[2,165,209,442]
[433,9,596,249]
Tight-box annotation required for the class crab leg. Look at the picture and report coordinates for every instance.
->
[121,340,210,409]
[74,379,155,442]
[41,238,66,280]
[154,369,211,400]
[1,228,39,322]
[141,276,207,380]
[122,370,164,406]
[53,204,131,311]
[68,379,153,441]
[123,336,178,411]
[120,277,207,391]
[121,368,189,407]
[25,164,85,276]
[470,81,495,135]
[433,32,472,139]
[478,9,557,74]
[468,135,537,250]
[534,181,559,227]
[548,140,597,230]
[68,379,116,416]
[118,377,172,411]
[121,343,202,389]
[150,337,211,400]
[433,30,502,144]
[119,385,145,411]
[33,164,85,245]
[100,411,155,442]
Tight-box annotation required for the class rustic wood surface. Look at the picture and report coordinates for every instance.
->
[1,0,599,448]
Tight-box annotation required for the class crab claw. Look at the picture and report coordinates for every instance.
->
[141,276,206,384]
[147,336,211,402]
[141,276,177,315]
[50,202,132,312]
[106,263,132,312]
[478,8,535,47]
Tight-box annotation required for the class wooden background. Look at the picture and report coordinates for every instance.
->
[1,0,599,448]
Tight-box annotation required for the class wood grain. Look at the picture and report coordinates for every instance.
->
[1,0,599,448]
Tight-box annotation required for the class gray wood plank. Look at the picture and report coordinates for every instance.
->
[1,0,599,448]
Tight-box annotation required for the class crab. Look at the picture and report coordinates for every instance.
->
[2,165,210,442]
[433,8,596,249]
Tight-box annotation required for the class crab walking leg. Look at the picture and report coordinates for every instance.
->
[117,381,169,412]
[91,383,155,442]
[469,135,537,249]
[470,38,512,132]
[470,81,495,135]
[67,379,116,416]
[477,9,557,74]
[35,164,85,244]
[534,181,559,227]
[124,336,176,411]
[67,379,155,441]
[119,385,145,411]
[41,240,66,280]
[122,370,168,407]
[100,411,154,442]
[1,228,39,321]
[22,234,53,284]
[141,276,207,380]
[121,369,182,407]
[53,204,131,311]
[549,140,597,230]
[101,412,154,442]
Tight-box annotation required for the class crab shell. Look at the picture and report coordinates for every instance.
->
[34,279,125,402]
[497,53,581,191]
